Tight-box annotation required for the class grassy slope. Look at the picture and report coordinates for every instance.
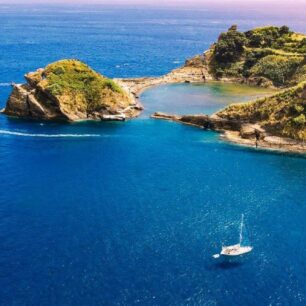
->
[209,26,306,87]
[36,59,130,114]
[217,82,306,140]
[208,26,306,140]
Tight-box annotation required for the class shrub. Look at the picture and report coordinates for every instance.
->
[53,66,66,75]
[292,114,306,125]
[43,59,125,112]
[247,32,264,47]
[213,26,246,63]
[243,49,274,75]
[250,55,303,86]
[298,38,306,53]
[245,26,291,48]
[279,25,290,35]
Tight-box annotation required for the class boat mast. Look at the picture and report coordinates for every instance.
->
[239,214,244,245]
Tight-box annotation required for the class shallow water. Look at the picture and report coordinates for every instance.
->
[141,82,274,116]
[0,4,306,306]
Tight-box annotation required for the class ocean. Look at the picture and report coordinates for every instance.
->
[0,4,305,306]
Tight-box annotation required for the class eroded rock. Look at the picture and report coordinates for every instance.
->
[4,60,142,122]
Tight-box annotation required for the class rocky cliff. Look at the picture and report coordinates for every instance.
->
[4,60,142,121]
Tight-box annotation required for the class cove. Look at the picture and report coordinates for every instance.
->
[0,82,305,305]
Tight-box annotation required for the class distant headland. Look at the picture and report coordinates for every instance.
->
[2,25,306,152]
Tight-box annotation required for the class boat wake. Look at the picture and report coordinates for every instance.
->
[0,83,11,87]
[0,129,101,138]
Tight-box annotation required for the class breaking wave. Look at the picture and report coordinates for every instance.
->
[0,129,100,138]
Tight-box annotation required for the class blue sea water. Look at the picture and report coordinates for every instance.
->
[0,4,306,306]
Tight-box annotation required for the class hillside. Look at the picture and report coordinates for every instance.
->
[4,60,142,121]
[186,25,306,88]
[217,82,306,140]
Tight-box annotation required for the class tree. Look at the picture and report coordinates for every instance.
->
[214,26,246,63]
[248,32,264,47]
[279,25,290,35]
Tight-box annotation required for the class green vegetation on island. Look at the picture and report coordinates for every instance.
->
[45,60,123,96]
[208,25,306,87]
[5,59,140,121]
[217,82,306,140]
[3,26,306,145]
[197,25,306,142]
[30,60,127,115]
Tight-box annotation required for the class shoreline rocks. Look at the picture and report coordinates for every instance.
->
[151,112,306,154]
[114,64,214,98]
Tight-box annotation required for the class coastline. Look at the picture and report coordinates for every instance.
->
[114,66,276,105]
[2,65,304,155]
[114,64,213,102]
[116,68,306,155]
[151,112,306,155]
[221,131,306,154]
[2,55,304,155]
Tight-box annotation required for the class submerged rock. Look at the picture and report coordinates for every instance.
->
[4,59,142,121]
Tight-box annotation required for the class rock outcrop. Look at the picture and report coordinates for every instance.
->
[4,60,142,121]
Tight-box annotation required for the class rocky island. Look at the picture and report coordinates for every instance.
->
[3,59,142,121]
[2,25,306,152]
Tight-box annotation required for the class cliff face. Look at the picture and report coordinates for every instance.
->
[4,60,142,121]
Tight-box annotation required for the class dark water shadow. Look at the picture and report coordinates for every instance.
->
[206,256,247,271]
[213,260,244,270]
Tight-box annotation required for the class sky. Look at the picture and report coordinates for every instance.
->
[1,0,305,6]
[0,0,305,12]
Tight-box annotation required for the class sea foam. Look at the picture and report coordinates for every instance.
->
[0,129,100,138]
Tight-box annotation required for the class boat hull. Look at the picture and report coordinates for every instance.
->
[220,244,253,256]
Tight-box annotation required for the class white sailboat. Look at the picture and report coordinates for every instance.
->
[213,214,253,258]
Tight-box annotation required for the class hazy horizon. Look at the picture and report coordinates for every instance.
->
[1,0,306,9]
